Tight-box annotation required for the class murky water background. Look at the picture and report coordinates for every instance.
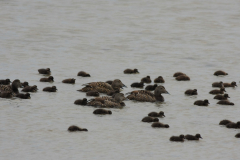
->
[1,0,240,159]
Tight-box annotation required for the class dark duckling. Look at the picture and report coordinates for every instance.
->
[194,99,209,106]
[209,87,226,95]
[148,111,165,118]
[145,84,158,91]
[185,134,202,140]
[151,122,169,128]
[38,68,51,74]
[131,82,144,88]
[235,133,240,138]
[43,86,57,92]
[22,85,38,92]
[93,109,112,115]
[105,80,113,85]
[0,79,22,96]
[62,78,76,84]
[141,76,151,83]
[16,93,31,99]
[0,79,11,85]
[77,71,90,77]
[21,82,29,88]
[185,89,198,95]
[176,75,190,81]
[226,122,240,129]
[217,100,234,105]
[214,70,228,76]
[214,94,230,100]
[212,81,224,88]
[170,135,185,142]
[219,119,232,125]
[173,72,186,77]
[223,81,237,87]
[68,125,88,132]
[40,76,54,82]
[0,92,12,98]
[124,68,139,74]
[141,116,159,123]
[154,76,165,83]
[86,91,99,97]
[74,98,87,105]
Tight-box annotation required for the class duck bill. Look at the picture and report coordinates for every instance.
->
[122,84,127,88]
[165,91,170,94]
[163,115,166,117]
[200,137,203,139]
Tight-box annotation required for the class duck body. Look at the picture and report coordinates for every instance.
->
[131,82,144,88]
[173,72,186,77]
[194,100,209,106]
[185,89,197,95]
[185,134,202,140]
[154,76,165,83]
[176,75,190,81]
[151,122,169,128]
[219,119,232,125]
[226,122,240,129]
[217,100,234,105]
[22,85,38,92]
[212,81,224,88]
[214,70,228,76]
[74,98,87,105]
[0,79,11,85]
[77,71,90,77]
[38,68,51,74]
[68,125,88,132]
[148,111,165,117]
[93,109,112,114]
[124,69,139,74]
[141,116,159,123]
[141,76,151,83]
[40,76,54,82]
[16,93,31,99]
[145,84,158,91]
[170,135,184,142]
[223,82,237,87]
[43,86,57,92]
[86,91,99,97]
[235,133,240,138]
[62,78,75,84]
[0,92,12,98]
[209,88,225,94]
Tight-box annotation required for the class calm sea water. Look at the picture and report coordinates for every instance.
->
[1,0,240,159]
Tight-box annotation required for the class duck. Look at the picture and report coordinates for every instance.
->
[214,94,230,100]
[93,109,112,115]
[148,111,165,117]
[43,86,57,92]
[22,85,38,92]
[185,134,202,140]
[173,72,186,77]
[105,80,113,85]
[151,122,169,128]
[106,89,120,96]
[214,70,228,76]
[131,82,144,88]
[0,79,11,85]
[21,82,29,88]
[176,75,190,81]
[185,89,197,95]
[124,69,139,74]
[217,100,234,105]
[0,79,22,97]
[145,84,158,91]
[194,99,209,106]
[40,76,54,82]
[154,76,165,83]
[235,133,240,138]
[68,125,88,132]
[77,71,90,77]
[141,76,151,83]
[141,116,159,123]
[86,91,99,97]
[62,78,76,84]
[209,87,226,94]
[219,119,232,125]
[38,68,51,74]
[16,93,31,99]
[226,122,240,129]
[74,98,87,105]
[223,81,237,87]
[212,81,224,88]
[0,92,12,98]
[170,135,184,142]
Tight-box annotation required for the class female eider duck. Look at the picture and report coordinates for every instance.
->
[131,82,144,88]
[74,98,87,105]
[176,75,190,81]
[124,69,139,74]
[226,122,240,129]
[0,79,22,97]
[219,119,232,125]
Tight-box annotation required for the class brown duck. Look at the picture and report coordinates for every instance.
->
[209,87,226,94]
[217,100,234,105]
[74,98,88,105]
[194,99,209,106]
[145,84,158,91]
[38,68,51,74]
[170,135,184,142]
[176,75,190,81]
[141,116,159,123]
[124,69,139,74]
[141,76,151,83]
[0,79,11,85]
[219,119,232,125]
[214,70,228,76]
[185,89,197,95]
[43,86,57,92]
[226,122,240,129]
[62,78,76,84]
[40,76,54,82]
[93,109,112,115]
[22,85,38,92]
[68,125,88,132]
[212,81,224,88]
[148,111,165,117]
[154,76,165,83]
[223,81,237,87]
[151,122,169,128]
[173,72,186,77]
[214,94,230,100]
[185,134,202,140]
[77,71,90,77]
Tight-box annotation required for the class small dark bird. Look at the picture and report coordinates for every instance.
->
[170,135,185,142]
[107,90,119,96]
[235,133,240,138]
[141,116,159,123]
[62,78,76,84]
[77,71,90,77]
[223,81,237,87]
[16,93,31,99]
[217,100,234,105]
[43,86,57,92]
[38,68,51,74]
[214,70,228,76]
[145,84,158,91]
[21,82,29,88]
[151,122,169,128]
[0,92,12,98]
[68,125,88,132]
[141,76,151,83]
[176,75,190,81]
[209,87,226,94]
[185,134,202,140]
[40,76,54,82]
[194,99,209,106]
[226,122,240,129]
[131,82,144,88]
[214,94,230,100]
[154,76,165,83]
[22,85,38,92]
[173,72,186,77]
[219,119,232,125]
[148,111,165,117]
[93,109,112,115]
[86,91,99,97]
[105,80,113,85]
[124,69,139,74]
[0,79,11,85]
[212,81,224,88]
[74,98,87,105]
[185,89,198,95]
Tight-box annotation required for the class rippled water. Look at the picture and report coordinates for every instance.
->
[1,0,240,159]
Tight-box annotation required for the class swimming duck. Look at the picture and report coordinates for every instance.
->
[214,94,230,100]
[226,122,240,129]
[0,79,11,85]
[21,82,29,88]
[235,133,240,138]
[219,119,232,125]
[131,82,144,88]
[212,81,224,88]
[77,71,90,77]
[38,68,51,74]
[74,98,87,105]
[173,72,186,77]
[214,70,228,76]
[176,75,190,81]
[86,91,99,97]
[194,99,209,106]
[151,122,169,128]
[16,93,31,99]
[148,111,165,117]
[170,135,184,142]
[185,89,197,95]
[145,84,158,91]
[185,134,202,140]
[217,100,234,105]
[209,87,226,94]
[0,92,12,98]
[154,76,165,83]
[22,85,38,92]
[93,109,112,115]
[40,76,54,82]
[68,125,88,132]
[141,116,159,123]
[141,76,151,83]
[124,69,139,74]
[223,81,237,87]
[62,78,76,84]
[0,79,22,97]
[43,86,57,92]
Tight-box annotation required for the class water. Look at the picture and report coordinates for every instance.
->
[1,0,240,159]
